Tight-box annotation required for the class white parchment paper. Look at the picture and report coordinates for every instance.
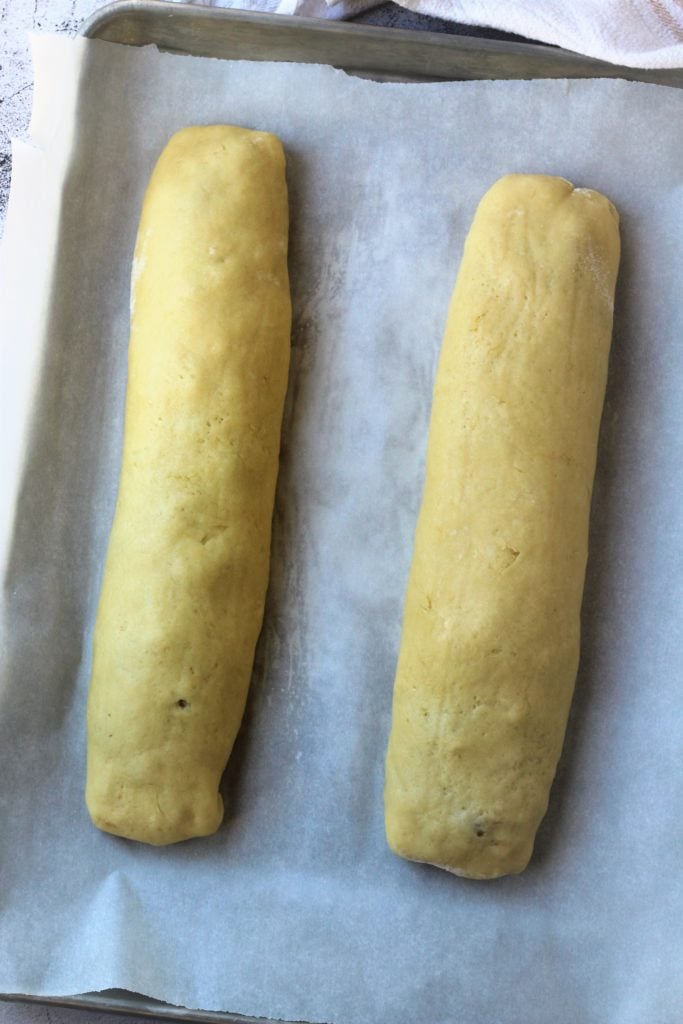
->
[1,33,682,1024]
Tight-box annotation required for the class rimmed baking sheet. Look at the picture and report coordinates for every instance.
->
[1,5,681,1023]
[81,0,683,86]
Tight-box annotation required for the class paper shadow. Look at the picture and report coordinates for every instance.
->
[3,60,139,737]
[219,142,313,827]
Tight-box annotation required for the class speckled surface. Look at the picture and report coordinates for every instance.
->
[0,0,101,231]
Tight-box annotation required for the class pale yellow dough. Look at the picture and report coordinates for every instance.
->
[86,126,291,845]
[384,174,620,879]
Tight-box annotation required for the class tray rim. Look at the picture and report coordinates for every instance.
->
[0,989,312,1023]
[79,0,683,86]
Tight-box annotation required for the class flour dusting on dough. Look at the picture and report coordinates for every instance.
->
[130,229,150,317]
[580,243,614,312]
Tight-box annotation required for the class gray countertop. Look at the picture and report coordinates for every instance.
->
[1,0,99,231]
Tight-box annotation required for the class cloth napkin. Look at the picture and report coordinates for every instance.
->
[197,0,683,68]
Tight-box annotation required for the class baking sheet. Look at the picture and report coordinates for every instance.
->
[78,0,683,87]
[1,31,682,1024]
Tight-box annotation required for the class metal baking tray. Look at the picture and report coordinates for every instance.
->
[1,989,292,1022]
[2,4,680,1023]
[80,1,683,86]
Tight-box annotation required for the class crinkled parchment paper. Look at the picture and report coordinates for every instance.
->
[0,33,682,1024]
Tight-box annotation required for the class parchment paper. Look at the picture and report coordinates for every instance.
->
[1,33,682,1024]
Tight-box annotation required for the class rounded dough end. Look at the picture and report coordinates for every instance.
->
[86,779,225,846]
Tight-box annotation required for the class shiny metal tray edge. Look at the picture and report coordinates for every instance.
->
[81,0,683,86]
[4,3,679,1023]
[0,989,313,1023]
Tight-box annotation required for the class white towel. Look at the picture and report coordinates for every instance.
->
[200,0,683,68]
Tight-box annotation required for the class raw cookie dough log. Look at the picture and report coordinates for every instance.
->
[86,126,291,845]
[384,174,620,879]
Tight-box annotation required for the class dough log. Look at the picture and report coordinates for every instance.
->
[86,126,291,845]
[384,174,620,879]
